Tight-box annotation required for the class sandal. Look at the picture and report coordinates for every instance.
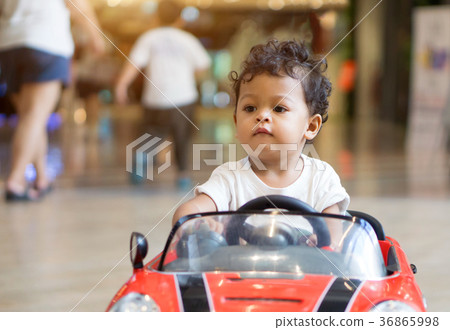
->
[5,187,39,202]
[34,182,54,198]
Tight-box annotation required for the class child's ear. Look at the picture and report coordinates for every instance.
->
[304,114,322,141]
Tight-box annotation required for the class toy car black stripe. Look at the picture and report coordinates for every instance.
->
[176,274,211,312]
[317,278,361,312]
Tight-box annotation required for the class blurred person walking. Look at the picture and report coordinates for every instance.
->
[115,0,211,190]
[0,0,105,201]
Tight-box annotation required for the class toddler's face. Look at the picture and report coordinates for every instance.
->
[234,73,321,163]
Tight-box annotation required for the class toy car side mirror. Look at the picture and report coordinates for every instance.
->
[130,232,148,269]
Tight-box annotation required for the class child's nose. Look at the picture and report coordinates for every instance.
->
[256,109,272,122]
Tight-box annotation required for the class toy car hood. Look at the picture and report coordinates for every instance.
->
[107,212,426,312]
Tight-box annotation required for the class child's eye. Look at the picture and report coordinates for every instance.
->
[273,106,287,113]
[243,105,256,112]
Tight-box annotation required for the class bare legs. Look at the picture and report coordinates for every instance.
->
[32,129,50,191]
[6,81,61,197]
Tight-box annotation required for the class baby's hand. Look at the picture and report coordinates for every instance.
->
[196,218,224,235]
[295,228,317,247]
[174,218,224,241]
[305,234,318,247]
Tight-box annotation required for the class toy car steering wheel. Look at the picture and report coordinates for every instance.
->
[226,195,331,248]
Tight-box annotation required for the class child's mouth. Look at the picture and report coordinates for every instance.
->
[253,127,272,135]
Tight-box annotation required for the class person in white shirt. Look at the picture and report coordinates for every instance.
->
[115,0,211,189]
[0,0,104,201]
[172,40,350,246]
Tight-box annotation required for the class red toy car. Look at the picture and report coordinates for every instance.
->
[106,195,426,312]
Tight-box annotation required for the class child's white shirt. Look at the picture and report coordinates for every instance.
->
[195,154,350,214]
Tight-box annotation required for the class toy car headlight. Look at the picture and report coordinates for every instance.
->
[370,300,417,312]
[109,292,160,312]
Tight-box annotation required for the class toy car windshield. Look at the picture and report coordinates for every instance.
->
[160,213,387,279]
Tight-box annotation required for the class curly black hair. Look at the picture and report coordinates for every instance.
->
[229,39,332,124]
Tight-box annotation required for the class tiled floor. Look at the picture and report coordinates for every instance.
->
[0,105,449,311]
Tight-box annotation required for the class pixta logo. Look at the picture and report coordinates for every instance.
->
[126,134,172,181]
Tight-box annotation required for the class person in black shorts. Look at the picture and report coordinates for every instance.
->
[0,0,104,201]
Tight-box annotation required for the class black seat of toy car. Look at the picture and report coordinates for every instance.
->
[347,210,386,241]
